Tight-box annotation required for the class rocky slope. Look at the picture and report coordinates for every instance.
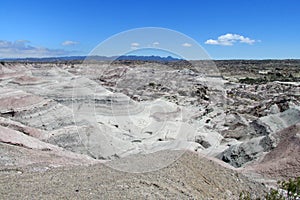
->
[245,123,300,180]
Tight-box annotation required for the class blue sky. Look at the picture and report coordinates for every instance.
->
[0,0,299,59]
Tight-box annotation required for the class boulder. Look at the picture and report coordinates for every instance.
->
[217,136,272,167]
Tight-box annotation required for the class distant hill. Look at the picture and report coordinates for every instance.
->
[0,56,87,62]
[115,55,181,62]
[0,55,181,62]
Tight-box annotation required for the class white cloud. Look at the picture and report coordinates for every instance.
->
[0,40,72,58]
[62,40,79,46]
[182,43,192,47]
[205,33,257,46]
[130,42,140,50]
[205,39,220,45]
[153,42,159,46]
[131,42,140,47]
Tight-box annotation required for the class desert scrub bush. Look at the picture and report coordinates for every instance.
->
[239,77,267,84]
[239,190,263,200]
[264,189,285,200]
[148,82,156,87]
[276,177,300,200]
[239,177,300,200]
[239,191,256,200]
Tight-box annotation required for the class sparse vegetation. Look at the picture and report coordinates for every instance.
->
[148,82,156,87]
[240,177,300,200]
[239,77,268,84]
[239,73,300,84]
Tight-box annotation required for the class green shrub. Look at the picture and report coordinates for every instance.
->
[278,177,300,200]
[239,177,300,200]
[265,189,285,200]
[239,191,254,200]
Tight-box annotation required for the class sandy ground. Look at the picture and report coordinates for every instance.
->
[0,150,267,200]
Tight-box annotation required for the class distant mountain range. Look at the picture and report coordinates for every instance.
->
[115,55,181,61]
[0,55,182,62]
[2,56,298,63]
